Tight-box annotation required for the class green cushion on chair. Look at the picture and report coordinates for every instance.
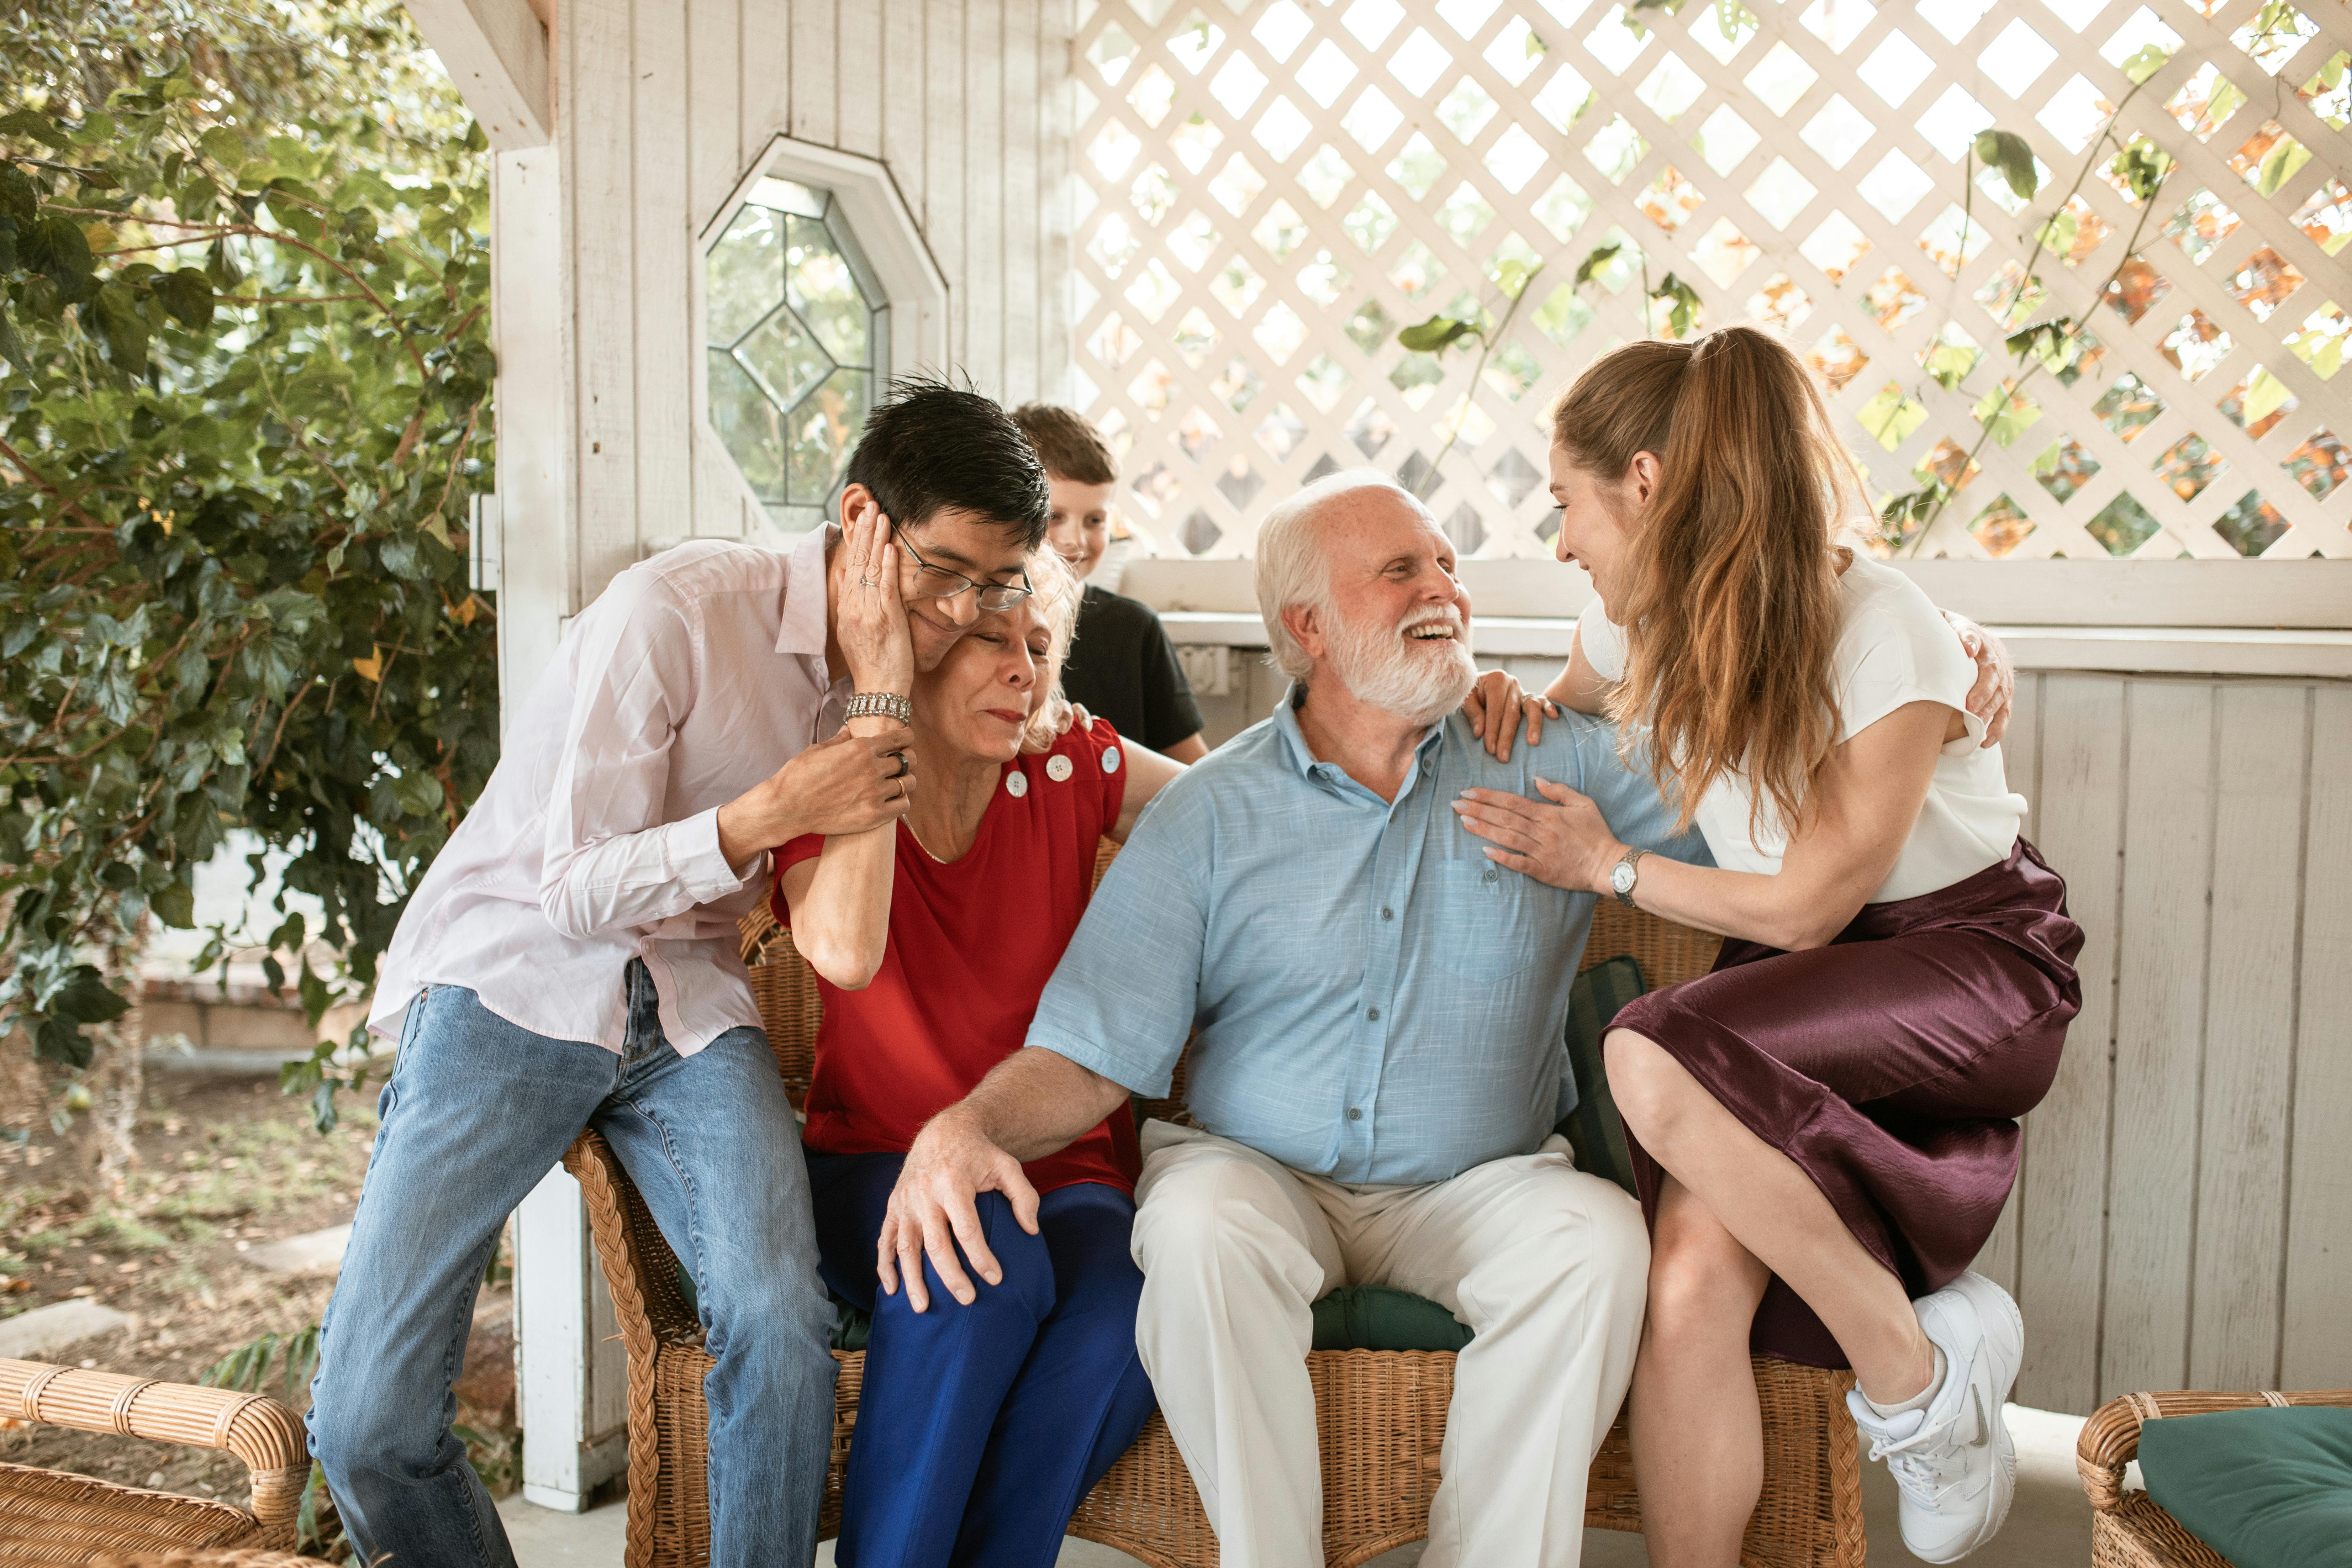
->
[1558,955,1645,1198]
[1310,1283,1473,1352]
[2138,1407,2352,1568]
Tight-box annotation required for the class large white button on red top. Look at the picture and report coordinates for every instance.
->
[1005,771,1028,798]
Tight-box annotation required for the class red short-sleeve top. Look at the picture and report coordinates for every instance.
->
[773,721,1141,1194]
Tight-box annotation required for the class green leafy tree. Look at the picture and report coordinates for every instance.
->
[1,2,498,1129]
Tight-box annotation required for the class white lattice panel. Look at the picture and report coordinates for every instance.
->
[1065,0,2351,559]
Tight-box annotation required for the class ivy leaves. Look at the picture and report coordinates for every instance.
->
[0,37,497,1103]
[1973,130,2040,206]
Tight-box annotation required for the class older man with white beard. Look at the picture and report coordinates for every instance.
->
[876,469,1707,1567]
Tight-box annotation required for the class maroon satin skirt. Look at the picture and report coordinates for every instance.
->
[1611,838,2083,1368]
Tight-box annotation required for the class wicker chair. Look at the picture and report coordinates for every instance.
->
[2076,1387,2352,1567]
[560,843,1867,1568]
[0,1361,307,1567]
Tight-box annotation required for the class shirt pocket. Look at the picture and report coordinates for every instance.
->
[1427,860,1542,981]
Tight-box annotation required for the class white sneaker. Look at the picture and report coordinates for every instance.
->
[1845,1271,2024,1563]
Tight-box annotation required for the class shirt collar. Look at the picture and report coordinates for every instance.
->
[774,523,839,658]
[1270,681,1450,794]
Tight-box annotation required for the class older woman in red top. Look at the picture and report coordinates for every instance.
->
[773,547,1182,1568]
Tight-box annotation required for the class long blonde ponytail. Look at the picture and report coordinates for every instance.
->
[1549,326,1855,836]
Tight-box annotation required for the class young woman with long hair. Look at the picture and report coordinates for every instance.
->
[1451,326,2083,1566]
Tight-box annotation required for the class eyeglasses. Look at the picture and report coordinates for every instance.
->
[893,525,1033,611]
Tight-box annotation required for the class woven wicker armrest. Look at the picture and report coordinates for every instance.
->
[2077,1389,2352,1512]
[0,1359,308,1550]
[563,1128,701,1346]
[87,1552,320,1567]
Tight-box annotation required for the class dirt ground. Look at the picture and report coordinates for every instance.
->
[1,1071,516,1513]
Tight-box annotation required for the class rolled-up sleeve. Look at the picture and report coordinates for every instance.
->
[1572,723,1715,869]
[538,572,761,940]
[1024,788,1208,1097]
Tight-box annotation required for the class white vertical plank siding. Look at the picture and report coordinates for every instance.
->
[569,0,640,603]
[881,0,928,231]
[2015,674,2125,1415]
[1039,0,1074,403]
[925,0,967,369]
[790,0,838,146]
[2283,685,2352,1391]
[2102,682,2217,1398]
[837,0,885,159]
[740,0,793,169]
[1001,0,1040,401]
[2188,686,2309,1388]
[685,0,742,236]
[634,0,694,550]
[962,0,1006,394]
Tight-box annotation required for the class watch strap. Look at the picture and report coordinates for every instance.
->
[1613,846,1650,908]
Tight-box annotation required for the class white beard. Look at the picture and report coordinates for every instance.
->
[1327,603,1477,726]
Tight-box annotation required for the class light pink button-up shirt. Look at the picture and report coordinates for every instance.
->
[368,528,847,1055]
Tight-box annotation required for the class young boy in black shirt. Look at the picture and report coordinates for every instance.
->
[1012,404,1208,762]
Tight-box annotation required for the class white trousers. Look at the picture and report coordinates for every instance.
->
[1129,1121,1651,1568]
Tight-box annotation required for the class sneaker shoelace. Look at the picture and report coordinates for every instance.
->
[1869,1433,1959,1505]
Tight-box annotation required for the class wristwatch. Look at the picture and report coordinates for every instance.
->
[1609,847,1649,908]
[845,691,913,725]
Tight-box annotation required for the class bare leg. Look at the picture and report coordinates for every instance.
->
[1630,1174,1772,1568]
[1604,1027,1935,1405]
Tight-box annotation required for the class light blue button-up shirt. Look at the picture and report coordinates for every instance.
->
[1027,689,1710,1185]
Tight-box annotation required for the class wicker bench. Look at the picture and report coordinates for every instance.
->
[2076,1387,2352,1567]
[560,845,1866,1567]
[0,1360,307,1567]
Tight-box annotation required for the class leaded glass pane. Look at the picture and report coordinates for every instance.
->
[705,184,887,530]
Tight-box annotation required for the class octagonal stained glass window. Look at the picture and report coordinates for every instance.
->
[706,178,890,531]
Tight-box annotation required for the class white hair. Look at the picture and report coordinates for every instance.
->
[1254,468,1434,682]
[1020,547,1085,753]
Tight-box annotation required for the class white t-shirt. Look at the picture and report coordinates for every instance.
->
[1579,555,2026,904]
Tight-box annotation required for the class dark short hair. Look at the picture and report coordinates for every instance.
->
[844,378,1049,549]
[1011,402,1119,486]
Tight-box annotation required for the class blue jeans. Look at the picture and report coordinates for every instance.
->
[811,1152,1157,1568]
[308,963,838,1568]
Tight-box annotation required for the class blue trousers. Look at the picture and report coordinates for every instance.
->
[308,965,838,1568]
[810,1152,1158,1568]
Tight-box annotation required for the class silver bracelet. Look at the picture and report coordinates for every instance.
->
[845,691,912,725]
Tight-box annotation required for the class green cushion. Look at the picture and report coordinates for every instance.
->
[2138,1407,2352,1568]
[1311,1284,1472,1352]
[1559,955,1645,1197]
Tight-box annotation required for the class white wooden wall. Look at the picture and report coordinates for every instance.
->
[561,0,1079,608]
[1191,660,2352,1414]
[1973,672,2352,1413]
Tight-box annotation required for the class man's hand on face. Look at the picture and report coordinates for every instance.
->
[1941,610,2015,748]
[715,725,915,864]
[831,497,916,696]
[877,1105,1041,1312]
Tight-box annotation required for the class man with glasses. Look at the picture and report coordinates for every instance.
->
[307,379,1050,1568]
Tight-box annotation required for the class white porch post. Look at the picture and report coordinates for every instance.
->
[485,134,629,1509]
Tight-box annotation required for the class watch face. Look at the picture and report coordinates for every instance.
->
[1611,860,1635,894]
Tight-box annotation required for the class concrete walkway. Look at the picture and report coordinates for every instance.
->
[0,1300,134,1361]
[496,1403,2105,1567]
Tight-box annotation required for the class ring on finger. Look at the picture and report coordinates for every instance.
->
[890,752,912,779]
